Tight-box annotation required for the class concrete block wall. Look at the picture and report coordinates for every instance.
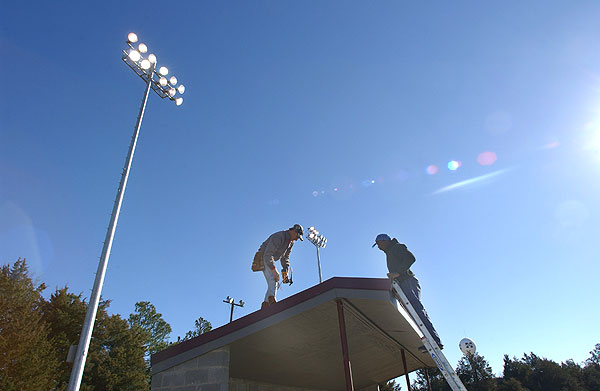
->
[229,378,379,391]
[151,346,230,391]
[229,378,327,391]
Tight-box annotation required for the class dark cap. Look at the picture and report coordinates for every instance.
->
[372,233,391,247]
[290,224,304,241]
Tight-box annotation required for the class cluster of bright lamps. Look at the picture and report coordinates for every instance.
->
[125,32,185,106]
[224,296,245,307]
[307,226,327,248]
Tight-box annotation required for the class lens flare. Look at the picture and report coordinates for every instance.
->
[477,151,497,166]
[448,160,461,171]
[426,165,438,175]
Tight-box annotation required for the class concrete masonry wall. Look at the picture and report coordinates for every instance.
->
[229,378,327,391]
[229,378,379,391]
[151,346,230,391]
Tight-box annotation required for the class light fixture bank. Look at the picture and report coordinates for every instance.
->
[123,32,186,106]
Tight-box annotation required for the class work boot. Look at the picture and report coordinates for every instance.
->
[261,301,269,310]
[267,296,277,305]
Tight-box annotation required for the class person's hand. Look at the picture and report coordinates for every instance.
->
[273,268,280,282]
[387,272,401,279]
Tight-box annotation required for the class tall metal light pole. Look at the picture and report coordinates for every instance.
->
[67,33,186,391]
[223,296,245,322]
[307,226,327,283]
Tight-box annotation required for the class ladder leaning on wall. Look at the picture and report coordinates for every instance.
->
[391,280,468,391]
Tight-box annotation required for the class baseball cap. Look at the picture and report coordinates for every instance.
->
[372,233,391,247]
[291,224,304,241]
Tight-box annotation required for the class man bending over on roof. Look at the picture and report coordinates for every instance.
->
[254,224,304,309]
[373,233,443,349]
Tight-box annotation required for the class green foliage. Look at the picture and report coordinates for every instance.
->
[179,316,213,342]
[0,258,59,391]
[42,287,88,390]
[411,367,450,391]
[496,377,528,391]
[128,301,172,388]
[587,343,600,366]
[379,379,402,390]
[503,352,593,391]
[128,301,172,358]
[83,313,147,391]
[583,344,600,390]
[456,353,497,391]
[0,258,157,391]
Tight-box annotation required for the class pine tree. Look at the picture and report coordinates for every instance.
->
[456,353,497,391]
[411,367,451,391]
[41,287,89,390]
[0,259,59,391]
[583,343,600,391]
[128,301,172,359]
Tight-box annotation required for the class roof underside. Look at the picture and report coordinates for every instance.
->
[152,278,436,390]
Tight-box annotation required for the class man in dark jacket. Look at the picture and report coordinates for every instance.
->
[373,233,443,348]
[256,224,304,309]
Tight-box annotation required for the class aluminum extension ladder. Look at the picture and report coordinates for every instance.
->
[391,280,468,391]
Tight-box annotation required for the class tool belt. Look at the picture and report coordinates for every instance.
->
[251,251,265,272]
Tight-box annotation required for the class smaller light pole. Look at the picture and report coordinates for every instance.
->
[307,226,327,283]
[223,296,244,323]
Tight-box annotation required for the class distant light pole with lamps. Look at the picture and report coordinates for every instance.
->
[67,32,186,391]
[307,226,327,283]
[223,296,245,323]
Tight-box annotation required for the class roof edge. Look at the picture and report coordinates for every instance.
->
[151,277,391,366]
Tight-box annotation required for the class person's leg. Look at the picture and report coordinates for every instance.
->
[399,276,443,347]
[262,259,277,307]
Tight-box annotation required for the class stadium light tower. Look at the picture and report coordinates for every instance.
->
[307,226,327,283]
[67,33,186,391]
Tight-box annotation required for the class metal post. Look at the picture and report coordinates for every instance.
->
[67,66,154,391]
[336,300,354,391]
[229,303,235,323]
[401,348,411,391]
[316,247,322,283]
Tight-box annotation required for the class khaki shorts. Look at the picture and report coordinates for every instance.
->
[252,251,265,272]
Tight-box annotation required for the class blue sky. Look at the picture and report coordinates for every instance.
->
[1,1,599,376]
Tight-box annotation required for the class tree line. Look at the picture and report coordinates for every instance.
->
[380,342,599,390]
[0,259,210,391]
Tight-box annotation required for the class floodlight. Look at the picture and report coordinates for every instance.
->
[459,338,476,355]
[128,50,141,62]
[140,59,151,70]
[159,66,168,75]
[168,88,176,97]
[307,225,327,283]
[159,77,167,86]
[177,84,185,94]
[127,32,138,43]
[175,97,183,106]
[147,53,157,63]
[138,43,148,53]
[169,76,177,85]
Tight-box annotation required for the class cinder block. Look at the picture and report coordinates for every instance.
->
[198,349,230,368]
[185,369,209,384]
[151,373,163,390]
[208,366,229,382]
[179,357,199,370]
[161,371,185,387]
